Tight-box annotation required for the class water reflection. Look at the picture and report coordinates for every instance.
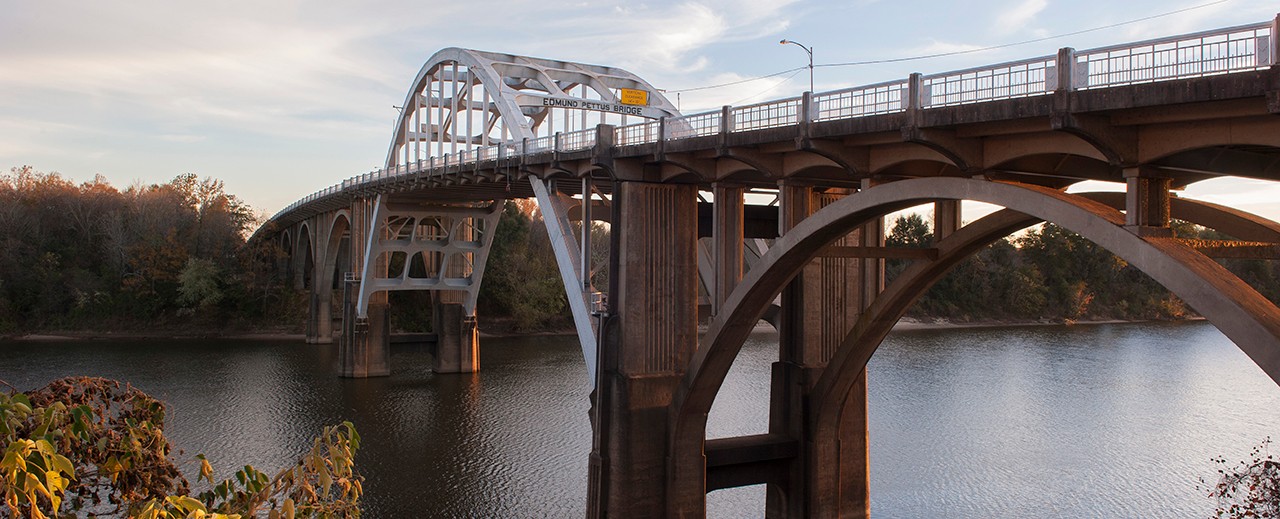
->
[0,322,1277,517]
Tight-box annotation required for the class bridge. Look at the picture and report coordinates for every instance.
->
[255,17,1280,518]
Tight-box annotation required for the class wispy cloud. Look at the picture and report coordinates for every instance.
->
[509,0,800,76]
[994,0,1050,34]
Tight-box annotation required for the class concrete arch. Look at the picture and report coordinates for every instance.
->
[1085,192,1280,243]
[667,178,1280,512]
[321,210,352,291]
[984,132,1111,167]
[1141,119,1280,163]
[714,168,774,185]
[869,144,954,175]
[988,153,1114,182]
[292,222,315,291]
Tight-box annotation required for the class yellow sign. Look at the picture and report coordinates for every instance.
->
[619,88,649,106]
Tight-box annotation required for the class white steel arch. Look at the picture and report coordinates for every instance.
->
[385,48,680,169]
[375,48,681,383]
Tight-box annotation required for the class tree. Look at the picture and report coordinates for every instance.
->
[1207,437,1280,518]
[477,201,571,331]
[0,377,362,518]
[178,258,223,310]
[0,168,280,331]
[885,213,932,285]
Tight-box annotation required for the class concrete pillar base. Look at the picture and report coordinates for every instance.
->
[338,279,390,378]
[316,289,334,344]
[591,371,684,517]
[305,291,321,344]
[433,302,479,374]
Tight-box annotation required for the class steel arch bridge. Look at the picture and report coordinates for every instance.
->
[257,16,1280,518]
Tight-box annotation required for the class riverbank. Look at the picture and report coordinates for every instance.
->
[1,324,306,342]
[3,316,1202,342]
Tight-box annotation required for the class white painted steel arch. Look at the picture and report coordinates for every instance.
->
[378,48,681,383]
[384,48,680,169]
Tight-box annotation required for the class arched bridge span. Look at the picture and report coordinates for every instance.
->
[255,16,1280,518]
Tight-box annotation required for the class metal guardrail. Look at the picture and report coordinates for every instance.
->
[1075,21,1273,89]
[615,121,659,145]
[268,17,1276,225]
[560,128,597,151]
[665,111,722,140]
[814,79,910,121]
[921,55,1056,107]
[731,97,802,132]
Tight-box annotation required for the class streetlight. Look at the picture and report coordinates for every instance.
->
[779,39,814,94]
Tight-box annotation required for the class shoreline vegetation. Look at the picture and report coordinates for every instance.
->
[1,315,1207,342]
[2,167,1275,344]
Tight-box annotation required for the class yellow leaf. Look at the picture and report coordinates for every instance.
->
[44,470,64,510]
[199,456,214,484]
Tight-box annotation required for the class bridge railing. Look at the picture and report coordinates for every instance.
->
[665,111,722,140]
[560,128,597,151]
[813,79,909,121]
[615,120,660,146]
[528,135,554,153]
[1074,21,1274,89]
[270,16,1276,225]
[920,55,1057,107]
[730,97,803,132]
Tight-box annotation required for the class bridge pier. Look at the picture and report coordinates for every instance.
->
[339,276,391,378]
[432,298,479,374]
[306,288,334,344]
[1124,165,1173,236]
[588,182,699,518]
[767,184,871,518]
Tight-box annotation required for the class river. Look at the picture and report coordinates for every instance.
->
[2,321,1278,517]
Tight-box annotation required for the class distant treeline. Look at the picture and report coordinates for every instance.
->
[3,165,1275,334]
[0,166,295,333]
[885,213,1280,322]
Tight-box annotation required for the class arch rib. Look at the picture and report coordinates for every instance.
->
[669,178,1280,514]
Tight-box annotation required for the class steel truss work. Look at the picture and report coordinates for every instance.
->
[354,195,504,317]
[359,49,681,379]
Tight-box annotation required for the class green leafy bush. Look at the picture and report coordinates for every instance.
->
[0,377,361,518]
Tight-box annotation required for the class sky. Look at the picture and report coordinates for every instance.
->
[3,0,1279,223]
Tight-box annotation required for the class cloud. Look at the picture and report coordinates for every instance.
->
[995,0,1049,34]
[158,134,206,143]
[1116,0,1269,40]
[508,0,801,76]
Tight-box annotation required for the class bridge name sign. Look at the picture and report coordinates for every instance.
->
[516,93,666,119]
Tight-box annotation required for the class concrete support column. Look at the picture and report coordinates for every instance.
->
[1124,166,1173,236]
[588,181,699,518]
[768,182,869,518]
[934,199,962,242]
[433,292,479,374]
[339,276,390,377]
[712,183,745,313]
[306,290,321,344]
[314,288,334,344]
[339,198,391,378]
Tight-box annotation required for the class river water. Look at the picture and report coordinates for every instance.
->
[2,321,1278,517]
